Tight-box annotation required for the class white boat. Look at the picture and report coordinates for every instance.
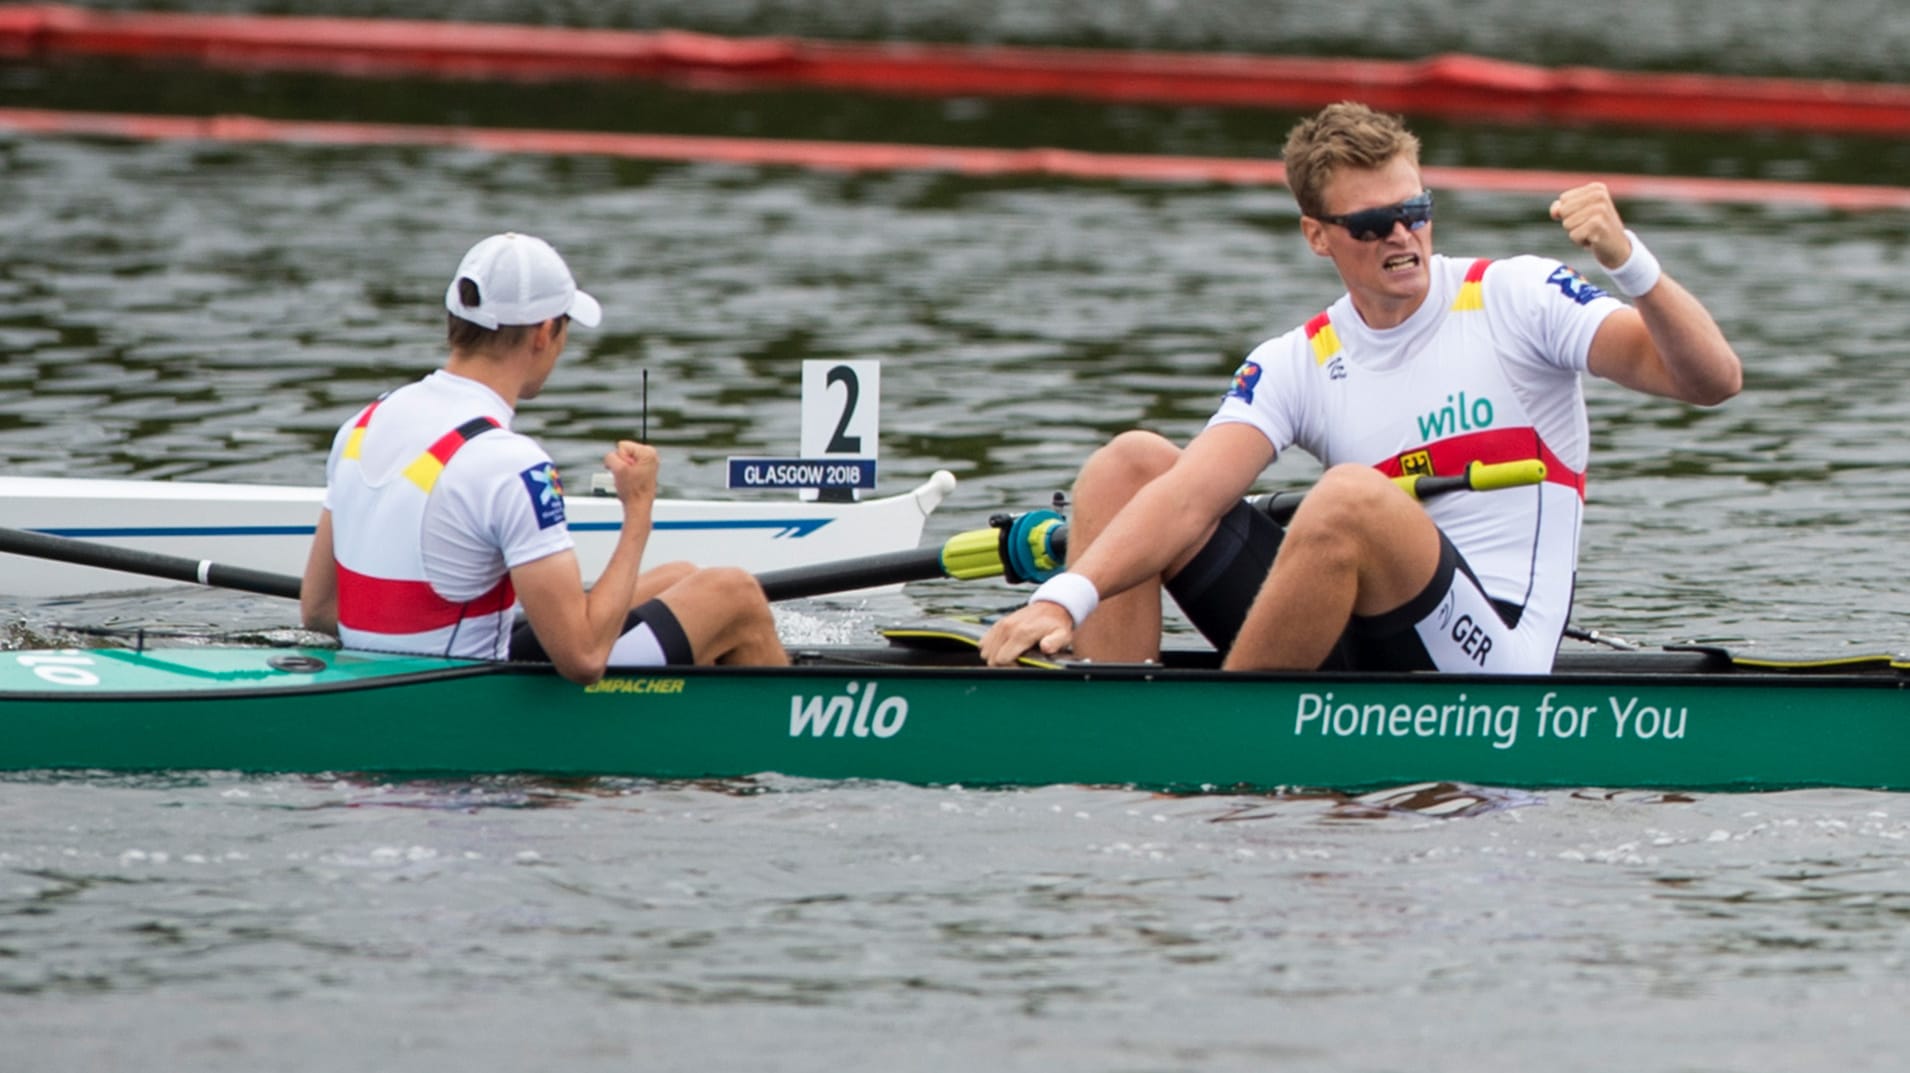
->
[0,470,957,597]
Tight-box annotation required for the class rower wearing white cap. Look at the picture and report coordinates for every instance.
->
[301,233,787,683]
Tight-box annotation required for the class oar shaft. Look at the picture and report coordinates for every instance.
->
[758,460,1548,599]
[0,520,956,605]
[0,526,303,599]
[754,495,1306,598]
[756,522,1011,600]
[0,459,1550,605]
[756,544,950,601]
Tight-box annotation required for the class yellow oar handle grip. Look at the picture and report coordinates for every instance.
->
[1465,458,1547,492]
[940,527,1008,580]
[1391,459,1548,500]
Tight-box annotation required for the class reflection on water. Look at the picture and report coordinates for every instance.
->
[1205,781,1549,821]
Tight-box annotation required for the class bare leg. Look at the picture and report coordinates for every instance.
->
[1222,464,1443,671]
[1067,430,1220,662]
[656,567,789,666]
[631,560,696,605]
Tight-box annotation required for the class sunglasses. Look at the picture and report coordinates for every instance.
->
[1316,191,1435,241]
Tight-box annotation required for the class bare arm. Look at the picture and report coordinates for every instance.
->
[1551,182,1742,406]
[299,509,338,636]
[511,441,658,685]
[979,423,1273,666]
[1070,423,1274,596]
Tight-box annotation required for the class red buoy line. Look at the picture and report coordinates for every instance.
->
[2,4,1909,137]
[4,106,1908,211]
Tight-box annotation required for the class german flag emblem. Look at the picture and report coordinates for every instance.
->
[1398,450,1434,477]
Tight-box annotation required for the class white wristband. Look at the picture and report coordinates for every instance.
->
[1029,571,1099,627]
[1604,229,1662,298]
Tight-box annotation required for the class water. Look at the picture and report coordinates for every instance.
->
[7,3,1910,1068]
[10,776,1910,1070]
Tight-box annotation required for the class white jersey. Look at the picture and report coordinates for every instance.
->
[1208,254,1622,646]
[323,370,574,658]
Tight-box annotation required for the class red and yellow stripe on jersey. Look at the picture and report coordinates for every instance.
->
[342,401,500,492]
[1305,311,1341,366]
[1451,258,1489,311]
[1305,259,1489,367]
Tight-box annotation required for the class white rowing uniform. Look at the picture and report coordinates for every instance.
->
[323,370,570,659]
[1209,254,1624,673]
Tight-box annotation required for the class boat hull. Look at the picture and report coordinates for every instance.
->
[4,644,1907,792]
[0,471,955,596]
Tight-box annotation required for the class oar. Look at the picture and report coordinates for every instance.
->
[755,458,1548,600]
[0,526,304,599]
[0,458,1547,604]
[1246,457,1548,520]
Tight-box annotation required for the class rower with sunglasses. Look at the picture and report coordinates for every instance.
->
[981,101,1741,674]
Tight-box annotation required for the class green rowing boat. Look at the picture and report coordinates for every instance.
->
[4,629,1907,792]
[1,463,1899,793]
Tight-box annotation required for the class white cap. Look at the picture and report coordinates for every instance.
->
[444,233,603,329]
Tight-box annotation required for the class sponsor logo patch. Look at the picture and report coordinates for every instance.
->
[1546,264,1608,305]
[519,462,567,529]
[1226,360,1263,404]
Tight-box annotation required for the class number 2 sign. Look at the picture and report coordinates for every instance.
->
[801,360,879,464]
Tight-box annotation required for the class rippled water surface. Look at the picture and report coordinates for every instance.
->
[10,776,1910,1071]
[7,1,1910,1069]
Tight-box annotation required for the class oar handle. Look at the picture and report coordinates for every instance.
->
[1397,458,1548,498]
[1247,458,1547,522]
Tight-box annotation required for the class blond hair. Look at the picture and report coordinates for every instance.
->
[1281,102,1422,219]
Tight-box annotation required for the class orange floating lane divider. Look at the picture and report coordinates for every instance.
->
[5,106,1910,212]
[2,4,1909,137]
